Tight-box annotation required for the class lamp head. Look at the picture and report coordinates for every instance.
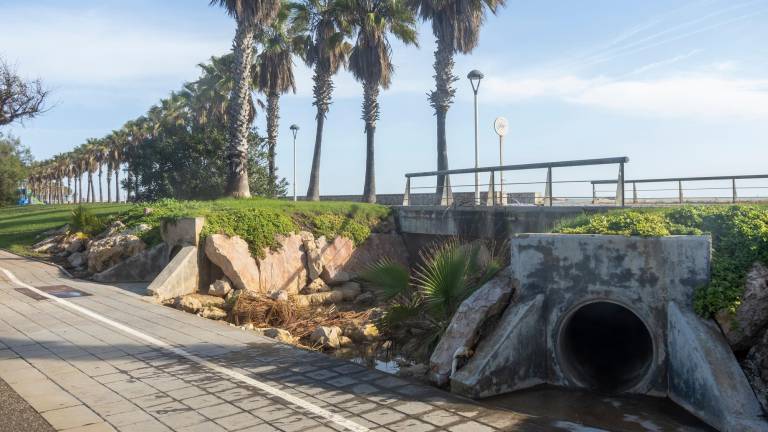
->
[290,124,299,138]
[467,69,484,93]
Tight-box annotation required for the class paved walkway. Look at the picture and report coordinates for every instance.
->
[0,251,546,432]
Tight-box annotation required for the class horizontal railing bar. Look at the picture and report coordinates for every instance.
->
[406,157,629,178]
[592,174,768,185]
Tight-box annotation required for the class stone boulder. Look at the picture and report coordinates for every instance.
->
[336,282,361,301]
[354,292,375,306]
[301,278,330,294]
[67,251,86,268]
[179,294,226,314]
[205,234,261,292]
[31,235,64,254]
[201,306,228,320]
[311,326,342,349]
[293,291,343,308]
[346,323,379,343]
[269,290,289,302]
[716,262,768,351]
[208,278,233,298]
[86,232,146,273]
[254,327,295,344]
[742,330,768,412]
[320,234,409,284]
[258,233,308,294]
[65,236,86,253]
[429,268,513,386]
[303,234,325,280]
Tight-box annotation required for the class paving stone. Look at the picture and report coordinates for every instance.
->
[176,421,227,432]
[361,407,407,426]
[448,420,495,432]
[198,402,242,419]
[116,418,173,432]
[421,409,464,427]
[270,414,322,432]
[132,393,175,409]
[105,409,156,427]
[165,386,206,400]
[158,411,207,429]
[42,405,104,430]
[388,418,436,432]
[61,422,118,432]
[251,404,296,421]
[214,411,264,430]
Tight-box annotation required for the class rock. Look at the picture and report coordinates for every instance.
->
[201,306,228,320]
[86,231,146,273]
[293,291,344,308]
[320,234,409,284]
[302,278,330,294]
[67,251,86,268]
[124,223,151,236]
[347,323,379,342]
[179,294,226,313]
[429,268,513,386]
[31,235,63,254]
[97,221,125,239]
[205,234,261,292]
[354,292,375,306]
[65,236,86,253]
[304,235,325,280]
[338,336,353,347]
[742,329,768,412]
[398,363,429,379]
[716,262,768,351]
[208,278,233,297]
[143,207,153,216]
[255,327,294,344]
[269,290,289,302]
[336,282,361,301]
[258,233,308,294]
[320,237,355,284]
[310,326,342,349]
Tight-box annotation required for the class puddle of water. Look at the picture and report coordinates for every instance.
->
[486,385,715,432]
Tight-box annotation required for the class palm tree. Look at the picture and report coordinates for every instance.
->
[291,0,351,201]
[343,0,417,203]
[408,0,504,194]
[256,5,297,191]
[211,0,282,198]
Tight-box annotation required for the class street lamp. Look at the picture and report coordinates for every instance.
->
[290,124,300,202]
[467,69,483,205]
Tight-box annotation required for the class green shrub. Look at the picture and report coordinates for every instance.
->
[555,205,768,317]
[69,206,105,235]
[202,208,297,258]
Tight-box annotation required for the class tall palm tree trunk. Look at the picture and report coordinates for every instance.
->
[226,22,257,198]
[98,165,103,202]
[306,68,333,201]
[115,166,120,203]
[106,165,112,203]
[431,36,456,195]
[66,178,71,204]
[127,170,133,202]
[362,82,379,204]
[266,93,279,192]
[78,175,83,204]
[88,172,94,203]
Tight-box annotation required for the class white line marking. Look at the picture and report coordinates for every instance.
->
[0,266,369,432]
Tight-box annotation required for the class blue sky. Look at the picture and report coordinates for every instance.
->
[2,0,767,198]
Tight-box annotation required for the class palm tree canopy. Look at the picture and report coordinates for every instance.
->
[210,0,281,25]
[256,5,297,96]
[290,0,352,75]
[408,0,504,53]
[342,0,418,89]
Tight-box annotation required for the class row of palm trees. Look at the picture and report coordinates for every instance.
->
[28,0,504,204]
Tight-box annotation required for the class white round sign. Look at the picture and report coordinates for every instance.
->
[494,117,509,137]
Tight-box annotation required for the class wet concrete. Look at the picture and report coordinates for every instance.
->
[486,385,715,432]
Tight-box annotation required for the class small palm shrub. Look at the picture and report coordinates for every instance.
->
[69,206,105,236]
[363,240,503,362]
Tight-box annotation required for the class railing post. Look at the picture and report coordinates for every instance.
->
[633,182,637,204]
[678,180,683,204]
[487,171,496,206]
[439,176,453,206]
[545,167,553,207]
[732,178,737,203]
[616,162,625,207]
[402,177,410,206]
[592,183,596,204]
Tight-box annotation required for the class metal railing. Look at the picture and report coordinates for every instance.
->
[403,156,630,207]
[591,174,768,205]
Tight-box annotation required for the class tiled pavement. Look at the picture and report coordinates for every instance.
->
[0,251,552,432]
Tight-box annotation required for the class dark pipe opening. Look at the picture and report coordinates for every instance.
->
[559,302,653,393]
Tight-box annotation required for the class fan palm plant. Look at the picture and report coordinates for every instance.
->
[363,240,501,361]
[408,0,504,194]
[256,4,297,190]
[210,0,282,198]
[342,0,418,203]
[290,0,352,201]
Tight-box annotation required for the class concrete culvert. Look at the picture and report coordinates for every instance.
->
[559,301,654,393]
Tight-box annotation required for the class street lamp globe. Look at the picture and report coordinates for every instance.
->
[467,69,484,94]
[290,124,300,138]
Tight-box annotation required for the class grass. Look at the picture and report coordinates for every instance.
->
[0,203,131,255]
[0,197,390,257]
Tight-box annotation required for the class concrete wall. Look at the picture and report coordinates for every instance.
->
[290,192,537,206]
[146,245,200,301]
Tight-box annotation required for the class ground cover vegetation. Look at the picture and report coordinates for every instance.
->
[22,0,507,204]
[554,205,768,318]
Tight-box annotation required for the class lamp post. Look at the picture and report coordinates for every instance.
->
[467,69,484,205]
[290,124,300,202]
[493,117,509,205]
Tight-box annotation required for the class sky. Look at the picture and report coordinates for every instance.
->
[1,0,767,199]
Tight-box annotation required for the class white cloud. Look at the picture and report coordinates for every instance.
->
[483,74,768,120]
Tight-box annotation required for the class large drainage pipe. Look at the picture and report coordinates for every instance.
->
[558,301,654,393]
